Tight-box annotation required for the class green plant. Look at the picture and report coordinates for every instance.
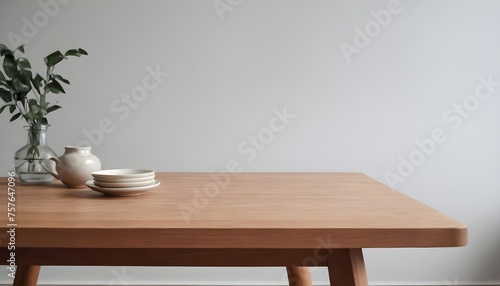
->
[0,43,87,127]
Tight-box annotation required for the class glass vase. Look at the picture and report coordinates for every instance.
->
[14,124,57,184]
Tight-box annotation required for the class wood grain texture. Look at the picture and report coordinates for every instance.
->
[328,249,368,286]
[287,266,312,286]
[1,248,331,266]
[12,265,40,286]
[0,173,467,249]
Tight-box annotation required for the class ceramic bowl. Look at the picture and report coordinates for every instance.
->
[92,169,155,181]
[93,179,156,188]
[93,175,156,183]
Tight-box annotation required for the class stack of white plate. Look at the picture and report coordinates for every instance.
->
[85,169,160,196]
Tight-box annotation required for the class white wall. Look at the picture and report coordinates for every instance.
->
[1,0,499,285]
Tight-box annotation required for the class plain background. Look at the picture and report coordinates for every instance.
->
[1,0,499,285]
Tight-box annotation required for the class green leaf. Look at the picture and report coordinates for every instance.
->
[0,81,10,91]
[12,78,31,92]
[46,104,61,113]
[14,45,25,53]
[45,80,65,94]
[0,44,12,56]
[41,117,48,125]
[64,49,80,57]
[17,57,32,78]
[0,70,5,81]
[0,88,12,102]
[16,91,27,105]
[30,104,40,115]
[54,74,70,85]
[44,50,65,67]
[0,81,9,91]
[10,112,21,122]
[3,55,19,78]
[28,98,38,108]
[6,80,15,90]
[26,107,42,121]
[0,104,8,114]
[31,74,44,95]
[41,101,50,111]
[9,104,16,113]
[65,48,88,57]
[26,108,34,118]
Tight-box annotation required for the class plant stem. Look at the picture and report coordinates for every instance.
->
[42,66,51,105]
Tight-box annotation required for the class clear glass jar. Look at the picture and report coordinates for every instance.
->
[14,124,57,184]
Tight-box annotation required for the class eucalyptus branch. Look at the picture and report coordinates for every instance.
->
[14,99,33,126]
[42,66,51,104]
[0,44,87,126]
[15,100,26,115]
[30,79,42,100]
[32,89,40,102]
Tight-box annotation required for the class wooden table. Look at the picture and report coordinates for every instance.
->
[0,173,467,286]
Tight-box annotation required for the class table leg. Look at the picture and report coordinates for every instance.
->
[286,266,312,286]
[13,265,41,286]
[327,249,367,286]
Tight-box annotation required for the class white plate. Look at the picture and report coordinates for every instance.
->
[92,169,155,179]
[93,175,156,183]
[85,180,160,197]
[94,179,156,188]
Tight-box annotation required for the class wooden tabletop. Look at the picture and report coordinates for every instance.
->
[0,173,467,249]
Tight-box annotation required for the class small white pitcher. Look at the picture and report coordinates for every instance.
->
[45,146,101,188]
